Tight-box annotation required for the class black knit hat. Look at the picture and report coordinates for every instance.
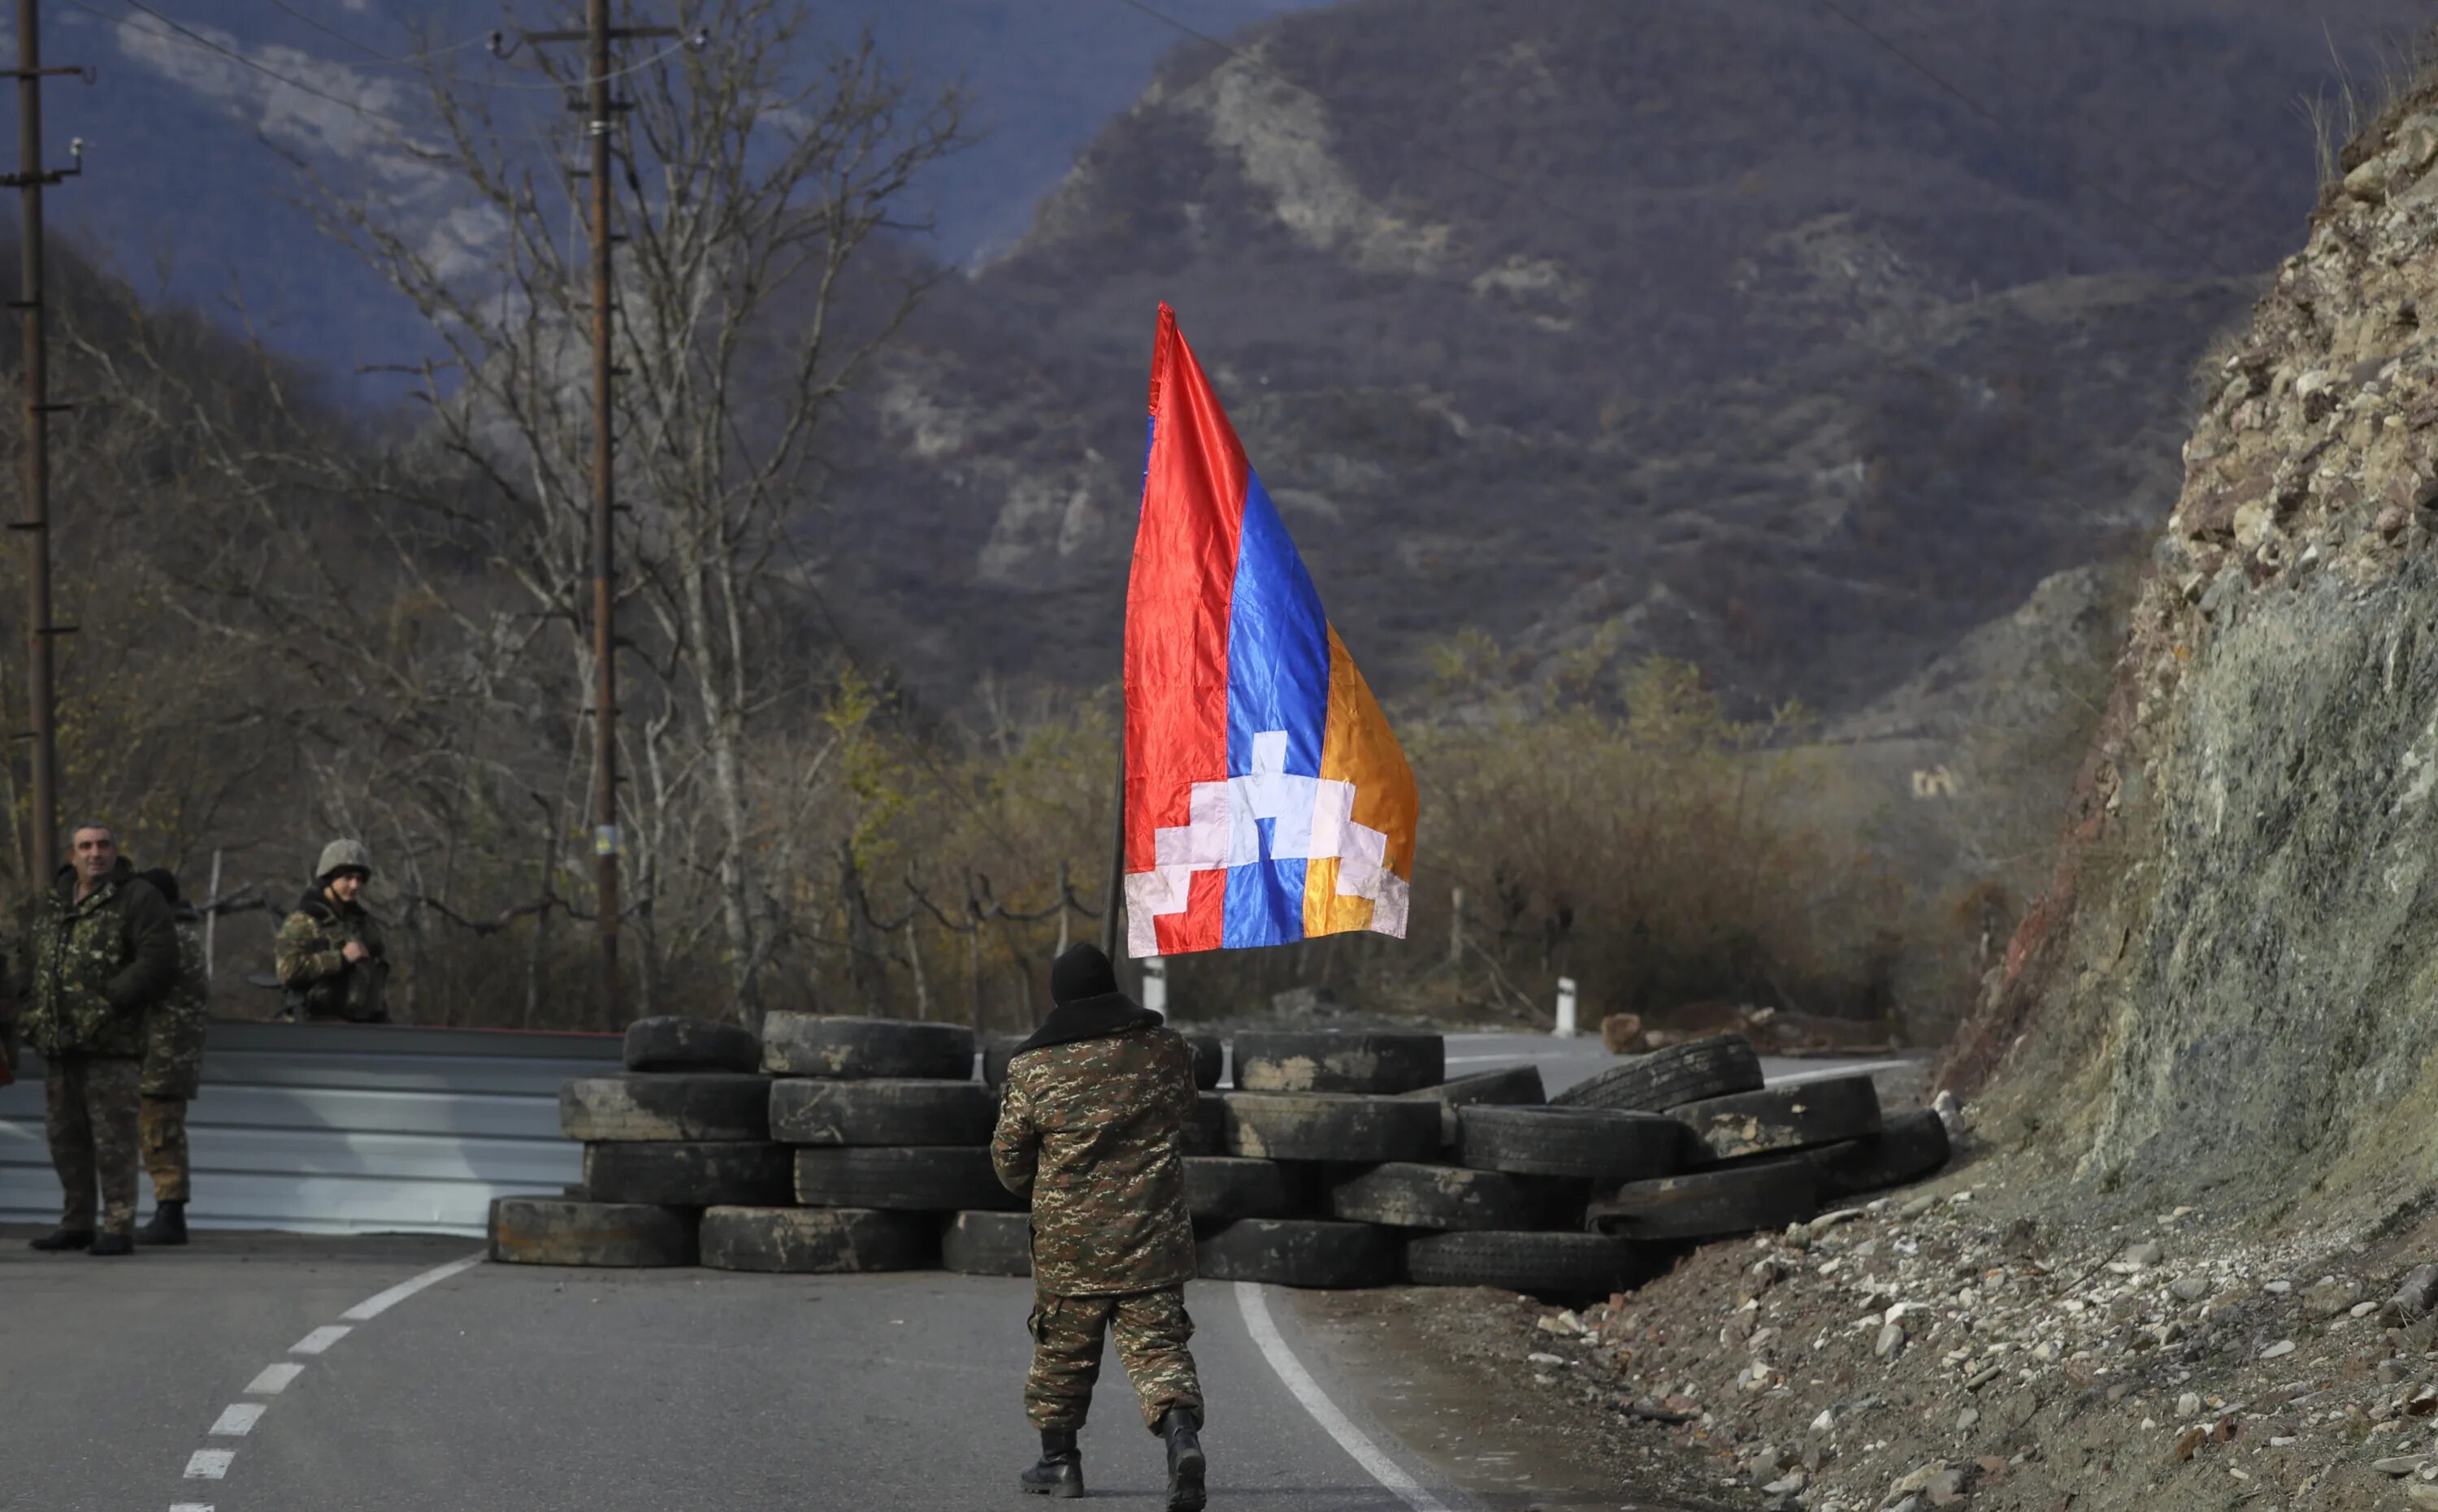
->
[1049,942,1121,1007]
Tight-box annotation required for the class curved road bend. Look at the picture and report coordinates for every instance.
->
[2,1235,1473,1512]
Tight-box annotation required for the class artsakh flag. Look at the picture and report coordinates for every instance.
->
[1121,303,1417,958]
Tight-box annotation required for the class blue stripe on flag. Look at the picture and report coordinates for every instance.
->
[1223,469,1330,949]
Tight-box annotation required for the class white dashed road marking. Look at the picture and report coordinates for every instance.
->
[166,1250,483,1510]
[289,1324,352,1354]
[183,1450,234,1480]
[1234,1281,1451,1512]
[245,1363,303,1394]
[208,1404,265,1436]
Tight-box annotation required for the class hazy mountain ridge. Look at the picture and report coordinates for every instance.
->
[822,0,2428,714]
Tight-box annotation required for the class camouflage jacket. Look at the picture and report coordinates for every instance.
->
[991,1003,1196,1297]
[142,924,210,1099]
[18,860,180,1060]
[275,889,387,1022]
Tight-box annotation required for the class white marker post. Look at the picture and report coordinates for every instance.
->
[1143,955,1169,1019]
[1554,977,1578,1039]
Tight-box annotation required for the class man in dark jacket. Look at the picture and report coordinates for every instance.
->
[17,823,180,1254]
[991,942,1206,1510]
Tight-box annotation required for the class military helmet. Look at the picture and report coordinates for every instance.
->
[315,838,374,882]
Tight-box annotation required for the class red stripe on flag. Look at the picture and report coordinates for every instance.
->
[1125,303,1248,874]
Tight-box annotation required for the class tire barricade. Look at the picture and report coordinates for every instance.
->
[493,1017,1950,1298]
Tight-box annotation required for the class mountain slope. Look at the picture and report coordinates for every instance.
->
[826,0,2427,713]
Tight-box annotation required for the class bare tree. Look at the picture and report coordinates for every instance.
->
[289,2,968,1018]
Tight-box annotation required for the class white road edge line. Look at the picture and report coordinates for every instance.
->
[245,1363,304,1395]
[183,1449,234,1480]
[169,1503,215,1511]
[1234,1281,1452,1512]
[342,1252,485,1321]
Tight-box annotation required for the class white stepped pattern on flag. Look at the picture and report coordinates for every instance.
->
[1127,730,1412,955]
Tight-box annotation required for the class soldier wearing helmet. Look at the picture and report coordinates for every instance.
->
[273,840,388,1024]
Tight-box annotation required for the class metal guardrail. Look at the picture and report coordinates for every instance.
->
[0,1021,620,1237]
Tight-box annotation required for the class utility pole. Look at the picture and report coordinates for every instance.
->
[513,6,674,1021]
[5,1,85,892]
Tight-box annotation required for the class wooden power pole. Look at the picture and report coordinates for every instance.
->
[6,0,84,891]
[514,4,674,1020]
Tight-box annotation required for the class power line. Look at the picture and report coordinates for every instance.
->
[262,0,489,67]
[1805,0,2239,277]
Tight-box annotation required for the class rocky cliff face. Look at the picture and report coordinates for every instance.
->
[1949,57,2438,1215]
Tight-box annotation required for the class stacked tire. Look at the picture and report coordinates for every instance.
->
[1199,1029,1452,1289]
[748,1015,990,1275]
[1577,1036,1950,1246]
[492,1014,773,1267]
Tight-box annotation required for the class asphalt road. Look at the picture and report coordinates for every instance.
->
[0,1233,1476,1512]
[0,1039,1915,1512]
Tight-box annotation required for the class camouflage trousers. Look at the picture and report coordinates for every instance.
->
[140,1096,191,1203]
[45,1055,142,1236]
[1025,1286,1203,1432]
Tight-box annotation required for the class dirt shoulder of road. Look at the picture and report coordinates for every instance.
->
[1307,1106,2438,1512]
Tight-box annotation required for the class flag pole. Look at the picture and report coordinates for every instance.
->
[1099,733,1125,958]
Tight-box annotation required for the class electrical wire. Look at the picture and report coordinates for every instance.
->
[1805,0,2239,276]
[263,0,491,67]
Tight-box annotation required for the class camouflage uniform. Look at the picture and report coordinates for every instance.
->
[274,889,388,1022]
[992,1018,1203,1432]
[20,860,180,1237]
[140,925,210,1203]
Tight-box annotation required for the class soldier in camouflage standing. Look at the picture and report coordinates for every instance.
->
[991,942,1207,1511]
[134,868,209,1246]
[15,822,180,1255]
[275,839,388,1024]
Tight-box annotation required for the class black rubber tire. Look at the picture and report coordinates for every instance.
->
[942,1211,1033,1277]
[1195,1218,1399,1289]
[1456,1105,1690,1182]
[1327,1162,1540,1231]
[1806,1108,1950,1201]
[769,1078,998,1146]
[581,1142,792,1207]
[1184,1091,1227,1156]
[1399,1065,1547,1145]
[623,1016,759,1074]
[1672,1075,1882,1160]
[792,1146,1022,1212]
[1221,1092,1442,1163]
[761,1014,975,1080]
[1405,1230,1659,1298]
[488,1196,698,1267]
[1184,1034,1225,1090]
[1551,1033,1763,1112]
[1587,1156,1821,1241]
[699,1206,939,1273]
[1232,1030,1446,1094]
[1186,1157,1312,1220]
[559,1073,770,1142]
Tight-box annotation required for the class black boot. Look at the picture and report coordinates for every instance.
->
[1162,1407,1206,1512]
[137,1200,189,1246]
[27,1228,92,1252]
[89,1232,133,1257]
[1018,1429,1084,1498]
